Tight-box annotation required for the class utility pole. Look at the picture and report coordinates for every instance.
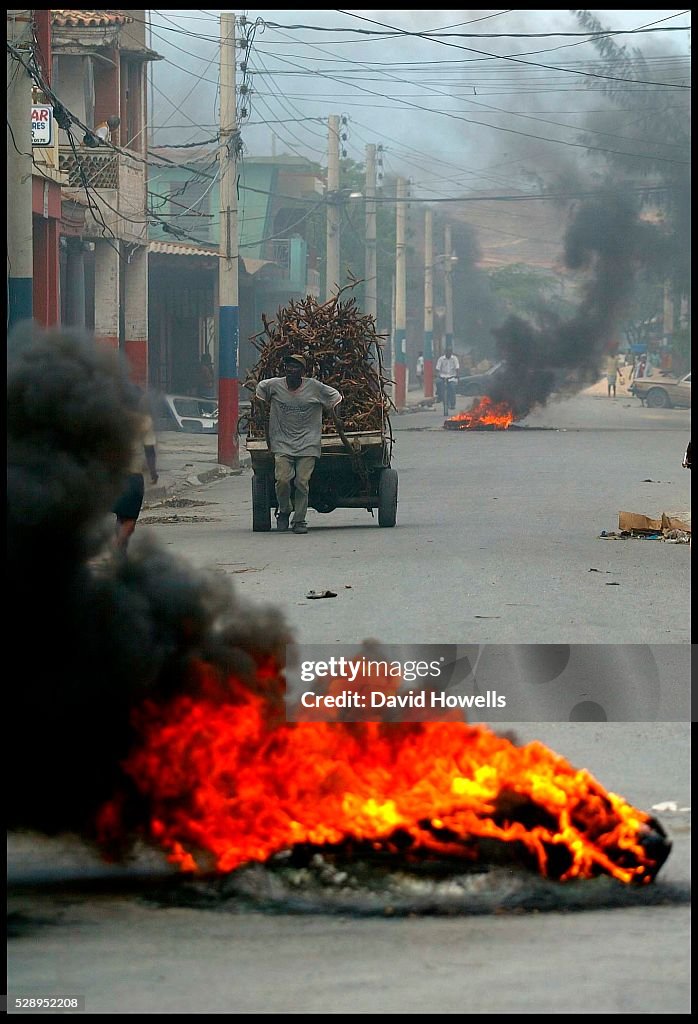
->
[423,208,434,398]
[147,11,154,147]
[663,280,674,345]
[7,9,34,328]
[364,143,377,325]
[394,176,407,411]
[444,223,454,352]
[326,114,340,301]
[217,12,239,469]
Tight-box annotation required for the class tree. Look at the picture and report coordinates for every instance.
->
[670,325,690,375]
[618,272,663,351]
[306,156,398,335]
[438,218,500,360]
[487,264,572,320]
[571,11,690,333]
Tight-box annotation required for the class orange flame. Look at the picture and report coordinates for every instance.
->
[97,663,661,886]
[446,396,515,429]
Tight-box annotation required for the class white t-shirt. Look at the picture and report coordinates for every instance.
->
[94,122,113,142]
[255,377,342,458]
[436,354,460,378]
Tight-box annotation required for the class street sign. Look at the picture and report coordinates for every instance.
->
[31,105,53,146]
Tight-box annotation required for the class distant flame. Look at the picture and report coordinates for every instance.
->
[446,396,515,430]
[97,662,663,885]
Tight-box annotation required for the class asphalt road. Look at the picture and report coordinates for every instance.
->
[9,386,690,1015]
[7,722,691,1015]
[141,388,691,646]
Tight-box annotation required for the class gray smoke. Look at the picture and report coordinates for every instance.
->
[483,190,674,418]
[7,325,289,841]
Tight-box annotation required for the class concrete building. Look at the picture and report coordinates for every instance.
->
[52,9,162,385]
[148,148,324,393]
[16,10,161,386]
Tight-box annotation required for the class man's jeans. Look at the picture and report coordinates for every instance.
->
[436,378,456,408]
[274,454,316,524]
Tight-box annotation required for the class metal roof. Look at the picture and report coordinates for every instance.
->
[148,240,279,276]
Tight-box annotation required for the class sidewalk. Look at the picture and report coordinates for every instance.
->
[144,431,242,507]
[146,387,434,507]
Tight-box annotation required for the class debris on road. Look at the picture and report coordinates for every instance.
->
[147,497,215,509]
[306,590,338,600]
[618,511,691,534]
[140,515,220,524]
[651,801,691,814]
[600,510,691,543]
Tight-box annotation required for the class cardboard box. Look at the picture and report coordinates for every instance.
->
[618,511,691,534]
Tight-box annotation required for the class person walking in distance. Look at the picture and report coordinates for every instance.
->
[606,353,624,398]
[255,353,342,534]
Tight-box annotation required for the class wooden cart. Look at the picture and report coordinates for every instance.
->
[247,426,397,531]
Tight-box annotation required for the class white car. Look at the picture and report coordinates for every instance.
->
[156,394,219,433]
[630,371,691,409]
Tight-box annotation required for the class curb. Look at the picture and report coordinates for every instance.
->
[144,461,250,505]
[395,401,437,414]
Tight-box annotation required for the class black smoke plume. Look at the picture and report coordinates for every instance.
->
[7,325,289,841]
[484,192,673,419]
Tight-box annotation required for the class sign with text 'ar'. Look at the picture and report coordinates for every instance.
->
[31,105,53,146]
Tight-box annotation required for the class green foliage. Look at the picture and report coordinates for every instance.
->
[305,156,399,334]
[671,325,691,375]
[487,264,573,321]
[571,10,690,297]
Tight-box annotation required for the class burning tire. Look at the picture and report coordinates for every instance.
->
[378,467,398,527]
[252,472,273,531]
[645,386,671,409]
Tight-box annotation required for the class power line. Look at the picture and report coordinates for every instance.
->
[242,48,690,165]
[249,31,689,155]
[333,11,691,89]
[259,20,691,40]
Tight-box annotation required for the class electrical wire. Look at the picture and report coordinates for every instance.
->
[333,10,690,89]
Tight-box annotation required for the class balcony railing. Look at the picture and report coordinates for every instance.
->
[270,238,291,274]
[59,147,119,189]
[58,146,146,245]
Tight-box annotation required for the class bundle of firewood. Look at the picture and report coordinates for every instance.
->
[244,285,394,436]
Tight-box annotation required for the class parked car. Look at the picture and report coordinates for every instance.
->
[454,361,505,396]
[154,394,219,433]
[629,371,691,409]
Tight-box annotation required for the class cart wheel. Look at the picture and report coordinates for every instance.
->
[252,473,272,532]
[378,467,398,527]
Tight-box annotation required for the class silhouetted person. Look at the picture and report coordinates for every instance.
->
[197,352,215,399]
[112,399,158,553]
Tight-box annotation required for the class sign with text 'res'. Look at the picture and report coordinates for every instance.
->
[32,105,54,146]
